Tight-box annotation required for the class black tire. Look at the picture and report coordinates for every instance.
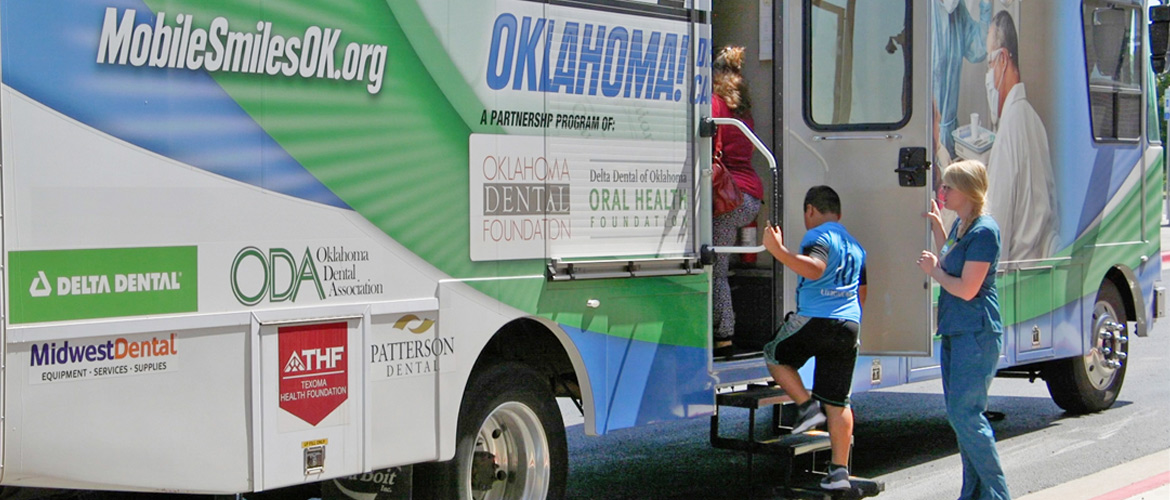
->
[1044,280,1129,413]
[415,362,567,500]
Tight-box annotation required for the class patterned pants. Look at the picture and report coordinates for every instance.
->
[713,193,762,341]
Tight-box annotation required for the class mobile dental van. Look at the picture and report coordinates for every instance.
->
[0,1,1163,499]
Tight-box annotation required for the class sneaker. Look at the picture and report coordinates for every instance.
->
[820,464,851,490]
[790,400,826,434]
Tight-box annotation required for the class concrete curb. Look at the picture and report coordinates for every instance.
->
[1016,450,1170,500]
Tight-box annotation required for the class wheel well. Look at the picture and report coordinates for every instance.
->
[1103,268,1136,323]
[471,318,581,400]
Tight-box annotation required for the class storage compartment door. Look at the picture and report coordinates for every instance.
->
[259,318,363,489]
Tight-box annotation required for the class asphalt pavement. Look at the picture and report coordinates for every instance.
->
[558,222,1170,500]
[888,223,1170,500]
[1008,222,1170,500]
[1009,222,1170,500]
[873,222,1170,500]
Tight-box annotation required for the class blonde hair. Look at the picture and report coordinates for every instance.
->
[942,160,989,238]
[713,46,751,115]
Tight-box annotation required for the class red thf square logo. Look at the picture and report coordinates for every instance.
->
[279,322,348,426]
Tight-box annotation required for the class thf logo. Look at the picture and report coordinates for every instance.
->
[284,346,345,374]
[279,322,348,426]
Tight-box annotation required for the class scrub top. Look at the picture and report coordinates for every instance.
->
[937,215,1002,336]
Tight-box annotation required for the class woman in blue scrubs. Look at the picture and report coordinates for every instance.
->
[917,160,1011,500]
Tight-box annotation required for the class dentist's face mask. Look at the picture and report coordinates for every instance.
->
[939,0,961,14]
[985,48,1005,127]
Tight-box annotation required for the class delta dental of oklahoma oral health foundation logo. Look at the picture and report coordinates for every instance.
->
[9,247,198,324]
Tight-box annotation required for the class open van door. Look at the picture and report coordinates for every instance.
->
[780,0,932,355]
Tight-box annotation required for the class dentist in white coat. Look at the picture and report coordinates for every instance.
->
[984,9,1057,262]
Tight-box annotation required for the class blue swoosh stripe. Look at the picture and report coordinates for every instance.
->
[1,0,348,209]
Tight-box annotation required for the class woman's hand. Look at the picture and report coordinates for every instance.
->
[924,199,947,253]
[917,250,938,277]
[923,199,944,232]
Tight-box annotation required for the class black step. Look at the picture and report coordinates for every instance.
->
[712,430,833,456]
[781,476,885,499]
[717,384,793,409]
[758,431,835,456]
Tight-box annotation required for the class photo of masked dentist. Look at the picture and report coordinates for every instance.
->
[983,9,1057,263]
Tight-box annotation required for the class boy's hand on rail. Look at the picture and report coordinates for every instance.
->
[763,222,785,257]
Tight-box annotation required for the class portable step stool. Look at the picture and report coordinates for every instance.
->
[710,384,884,499]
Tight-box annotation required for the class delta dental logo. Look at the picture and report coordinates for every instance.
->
[8,246,198,324]
[28,270,182,298]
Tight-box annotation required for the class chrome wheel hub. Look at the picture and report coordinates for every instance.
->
[468,402,550,500]
[1086,301,1127,390]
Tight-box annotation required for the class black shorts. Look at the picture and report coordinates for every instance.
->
[764,315,860,407]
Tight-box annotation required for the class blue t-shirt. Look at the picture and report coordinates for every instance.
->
[937,215,1003,336]
[796,222,866,323]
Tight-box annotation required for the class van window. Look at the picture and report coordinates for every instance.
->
[1147,61,1161,144]
[804,0,911,130]
[1082,1,1143,142]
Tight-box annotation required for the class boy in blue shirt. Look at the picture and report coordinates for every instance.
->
[762,186,866,490]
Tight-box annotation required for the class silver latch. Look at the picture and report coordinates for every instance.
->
[304,443,326,475]
[1155,285,1166,319]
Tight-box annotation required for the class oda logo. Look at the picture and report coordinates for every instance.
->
[230,247,325,306]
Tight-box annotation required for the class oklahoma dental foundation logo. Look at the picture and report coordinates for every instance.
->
[9,247,198,324]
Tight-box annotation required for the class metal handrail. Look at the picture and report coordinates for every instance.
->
[706,117,778,257]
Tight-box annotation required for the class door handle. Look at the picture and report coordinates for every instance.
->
[895,147,930,187]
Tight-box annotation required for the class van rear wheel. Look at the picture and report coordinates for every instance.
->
[1044,280,1129,414]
